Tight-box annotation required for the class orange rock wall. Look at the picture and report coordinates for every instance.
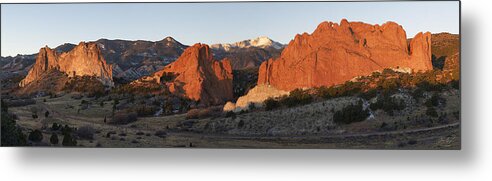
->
[19,42,113,87]
[258,19,432,91]
[152,43,233,105]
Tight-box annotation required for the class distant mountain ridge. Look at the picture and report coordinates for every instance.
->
[1,36,283,81]
[51,37,188,81]
[210,36,283,51]
[210,37,284,70]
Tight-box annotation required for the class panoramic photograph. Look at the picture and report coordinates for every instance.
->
[0,1,460,149]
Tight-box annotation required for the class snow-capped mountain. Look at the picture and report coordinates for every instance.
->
[209,37,284,70]
[1,36,283,83]
[211,36,284,52]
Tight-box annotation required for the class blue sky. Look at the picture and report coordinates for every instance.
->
[1,1,459,56]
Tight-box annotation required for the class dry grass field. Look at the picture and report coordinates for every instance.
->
[7,88,460,149]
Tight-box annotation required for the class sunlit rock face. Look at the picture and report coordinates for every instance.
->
[19,42,113,87]
[223,84,289,112]
[144,43,234,105]
[258,19,432,92]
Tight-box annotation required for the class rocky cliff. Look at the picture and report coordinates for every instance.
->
[19,42,113,87]
[430,33,460,71]
[258,19,433,91]
[223,85,289,112]
[144,43,233,105]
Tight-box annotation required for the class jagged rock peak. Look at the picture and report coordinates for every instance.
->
[162,36,177,42]
[258,19,432,92]
[19,42,113,87]
[139,43,233,105]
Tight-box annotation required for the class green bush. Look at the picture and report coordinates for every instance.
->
[1,102,27,146]
[377,78,400,94]
[316,81,363,99]
[416,81,445,92]
[359,89,378,100]
[333,101,369,124]
[425,94,445,108]
[50,133,59,145]
[225,111,236,119]
[28,129,43,142]
[62,133,77,147]
[279,89,313,108]
[426,107,439,117]
[370,95,405,116]
[248,103,256,110]
[264,98,280,111]
[112,80,164,94]
[411,87,425,101]
[237,120,245,128]
[63,75,106,97]
[316,86,337,99]
[133,105,158,117]
[154,130,167,138]
[61,125,74,135]
[51,123,60,131]
[160,101,173,115]
[160,72,177,82]
[76,125,95,140]
[185,106,223,119]
[110,111,138,125]
[382,68,396,75]
[451,80,460,89]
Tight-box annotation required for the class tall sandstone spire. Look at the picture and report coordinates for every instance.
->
[147,43,233,105]
[19,42,113,87]
[258,19,432,91]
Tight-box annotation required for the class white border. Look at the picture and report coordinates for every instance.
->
[2,0,491,181]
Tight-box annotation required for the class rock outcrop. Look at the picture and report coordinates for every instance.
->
[145,43,233,105]
[223,85,289,112]
[19,42,113,87]
[430,33,460,71]
[443,52,460,71]
[258,19,433,92]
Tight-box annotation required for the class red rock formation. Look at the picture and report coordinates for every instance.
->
[258,19,432,91]
[444,52,460,71]
[19,42,113,87]
[150,43,233,105]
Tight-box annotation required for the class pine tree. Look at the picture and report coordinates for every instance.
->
[62,133,77,147]
[50,133,59,145]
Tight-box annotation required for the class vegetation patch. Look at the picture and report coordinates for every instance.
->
[333,101,369,124]
[370,95,406,116]
[63,75,107,97]
[110,110,138,125]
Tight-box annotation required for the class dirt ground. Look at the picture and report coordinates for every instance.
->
[9,91,460,149]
